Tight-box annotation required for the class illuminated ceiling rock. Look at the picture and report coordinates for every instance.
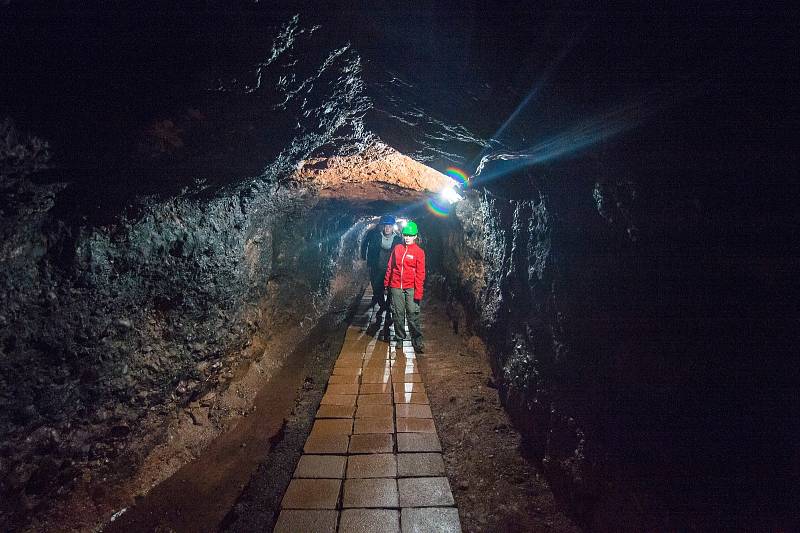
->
[294,142,451,201]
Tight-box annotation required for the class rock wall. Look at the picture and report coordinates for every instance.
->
[0,170,365,528]
[0,14,382,528]
[431,169,797,531]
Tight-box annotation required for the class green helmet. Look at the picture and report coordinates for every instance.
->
[402,220,418,236]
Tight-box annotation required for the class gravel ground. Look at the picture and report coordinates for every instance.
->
[420,297,580,533]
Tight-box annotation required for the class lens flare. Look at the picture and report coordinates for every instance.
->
[445,167,470,187]
[472,101,651,182]
[426,197,450,217]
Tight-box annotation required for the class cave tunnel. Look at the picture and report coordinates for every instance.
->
[1,3,797,532]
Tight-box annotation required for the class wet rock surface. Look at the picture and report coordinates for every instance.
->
[106,281,364,533]
[427,169,797,530]
[0,11,428,530]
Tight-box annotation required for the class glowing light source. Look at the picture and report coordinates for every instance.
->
[422,165,469,218]
[440,187,462,204]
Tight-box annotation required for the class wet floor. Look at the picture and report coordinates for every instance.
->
[79,285,577,532]
[273,290,462,532]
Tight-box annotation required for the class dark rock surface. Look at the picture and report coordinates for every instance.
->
[0,17,383,528]
[427,164,797,529]
[0,168,366,525]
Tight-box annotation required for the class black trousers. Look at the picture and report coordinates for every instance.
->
[369,267,388,310]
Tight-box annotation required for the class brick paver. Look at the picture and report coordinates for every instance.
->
[321,393,358,406]
[357,393,393,405]
[281,478,342,509]
[312,418,354,435]
[359,383,392,394]
[401,507,461,533]
[340,509,400,533]
[394,392,430,404]
[316,404,356,419]
[396,433,442,453]
[397,477,455,507]
[353,416,395,434]
[348,433,394,454]
[346,453,398,478]
[303,432,350,454]
[278,292,462,532]
[328,374,360,385]
[342,478,399,508]
[294,455,347,478]
[394,382,427,394]
[395,404,433,418]
[326,383,360,395]
[355,404,393,418]
[397,453,446,477]
[396,417,436,433]
[274,510,338,533]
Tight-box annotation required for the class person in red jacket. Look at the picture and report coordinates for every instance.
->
[384,220,426,352]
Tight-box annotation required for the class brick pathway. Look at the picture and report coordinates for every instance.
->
[274,292,462,533]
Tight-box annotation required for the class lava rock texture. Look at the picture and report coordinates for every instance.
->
[0,13,381,528]
[0,171,364,525]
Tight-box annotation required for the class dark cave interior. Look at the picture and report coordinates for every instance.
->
[1,3,798,532]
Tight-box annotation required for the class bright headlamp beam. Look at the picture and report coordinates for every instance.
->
[440,187,462,205]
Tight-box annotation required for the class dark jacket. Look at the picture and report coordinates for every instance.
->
[361,227,402,271]
[384,242,426,300]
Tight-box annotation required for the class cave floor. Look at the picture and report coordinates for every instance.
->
[274,292,460,532]
[273,291,579,533]
[419,299,580,533]
[96,289,578,533]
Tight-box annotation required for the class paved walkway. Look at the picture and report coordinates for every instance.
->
[274,291,462,533]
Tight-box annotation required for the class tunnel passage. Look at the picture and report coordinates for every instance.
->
[2,142,796,532]
[2,6,796,531]
[0,139,457,531]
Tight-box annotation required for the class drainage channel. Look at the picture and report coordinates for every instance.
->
[107,291,361,533]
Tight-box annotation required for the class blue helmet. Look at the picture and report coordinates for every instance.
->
[379,215,396,226]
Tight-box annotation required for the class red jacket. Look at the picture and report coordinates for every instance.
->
[384,242,426,299]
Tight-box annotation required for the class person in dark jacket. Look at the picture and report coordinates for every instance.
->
[361,214,402,318]
[384,220,426,352]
